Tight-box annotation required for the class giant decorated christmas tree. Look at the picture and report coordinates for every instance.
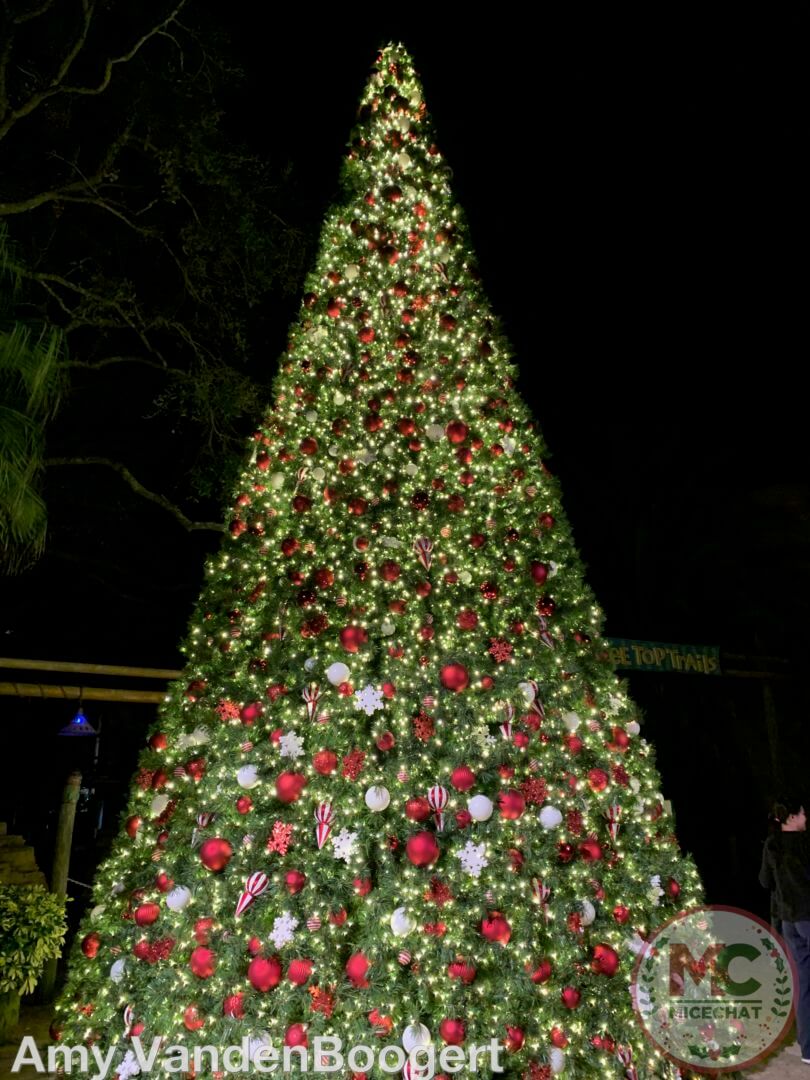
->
[54,44,703,1079]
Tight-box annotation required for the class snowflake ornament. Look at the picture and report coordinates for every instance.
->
[332,828,359,863]
[117,1050,142,1080]
[648,874,665,906]
[354,684,385,716]
[279,731,304,759]
[270,911,299,948]
[457,840,489,879]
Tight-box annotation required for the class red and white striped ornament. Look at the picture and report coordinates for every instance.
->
[241,833,255,847]
[616,1045,638,1080]
[606,803,622,841]
[397,769,409,783]
[422,694,435,709]
[173,765,187,778]
[531,877,552,922]
[123,1005,135,1035]
[427,785,448,831]
[398,949,412,965]
[500,702,514,739]
[302,683,322,722]
[306,915,322,931]
[413,536,433,570]
[335,596,347,607]
[315,802,334,849]
[240,740,254,752]
[235,871,269,917]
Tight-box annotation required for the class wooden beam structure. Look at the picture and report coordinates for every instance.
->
[0,682,166,704]
[0,657,182,679]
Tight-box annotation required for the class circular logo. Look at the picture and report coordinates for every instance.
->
[631,905,796,1074]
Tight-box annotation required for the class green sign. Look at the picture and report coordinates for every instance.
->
[604,638,720,675]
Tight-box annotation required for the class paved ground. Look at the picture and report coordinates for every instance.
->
[0,1006,807,1078]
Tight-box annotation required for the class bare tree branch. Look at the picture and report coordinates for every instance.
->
[12,0,57,25]
[65,355,183,375]
[44,457,225,532]
[0,172,111,216]
[0,0,187,142]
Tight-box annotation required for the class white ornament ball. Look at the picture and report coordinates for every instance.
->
[150,794,170,817]
[328,443,340,457]
[237,764,260,789]
[425,424,445,442]
[390,906,415,936]
[468,795,494,822]
[109,958,126,983]
[90,904,106,921]
[539,806,563,830]
[380,619,396,636]
[344,264,360,281]
[365,785,391,812]
[579,900,596,926]
[111,881,126,896]
[548,561,559,577]
[405,462,418,476]
[166,886,192,912]
[549,1047,566,1074]
[396,152,412,171]
[304,656,318,672]
[563,711,581,732]
[333,391,346,407]
[629,778,641,794]
[326,662,350,686]
[269,472,285,490]
[627,720,641,736]
[304,410,318,423]
[518,681,537,703]
[458,570,472,586]
[311,467,325,482]
[402,1024,431,1053]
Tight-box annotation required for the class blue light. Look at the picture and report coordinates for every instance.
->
[59,707,97,736]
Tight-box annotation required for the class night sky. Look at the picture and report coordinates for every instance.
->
[1,15,806,921]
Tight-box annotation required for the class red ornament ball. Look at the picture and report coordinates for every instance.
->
[613,904,631,924]
[285,1024,308,1048]
[287,958,314,985]
[440,663,469,692]
[236,795,253,814]
[481,912,511,944]
[134,902,160,927]
[276,771,307,803]
[456,609,478,630]
[379,560,401,582]
[376,731,396,752]
[528,958,553,984]
[125,815,141,839]
[189,947,216,979]
[579,837,603,862]
[450,765,476,791]
[248,956,282,991]
[199,838,233,873]
[591,943,620,977]
[345,952,371,988]
[406,831,440,867]
[285,869,307,895]
[498,790,526,820]
[223,992,245,1019]
[561,986,581,1010]
[81,932,101,959]
[439,1018,466,1045]
[313,750,338,775]
[530,561,549,585]
[183,1005,205,1032]
[445,420,469,444]
[405,797,432,823]
[340,625,368,653]
[504,1026,525,1053]
[149,732,168,751]
[667,877,681,899]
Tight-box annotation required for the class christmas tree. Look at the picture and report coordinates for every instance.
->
[54,44,703,1079]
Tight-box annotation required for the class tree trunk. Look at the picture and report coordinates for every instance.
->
[0,989,21,1043]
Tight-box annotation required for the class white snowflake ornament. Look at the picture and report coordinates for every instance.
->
[269,911,299,949]
[279,731,304,760]
[332,828,359,863]
[354,684,384,716]
[457,840,489,878]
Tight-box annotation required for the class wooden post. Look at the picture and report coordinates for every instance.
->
[39,771,81,1003]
